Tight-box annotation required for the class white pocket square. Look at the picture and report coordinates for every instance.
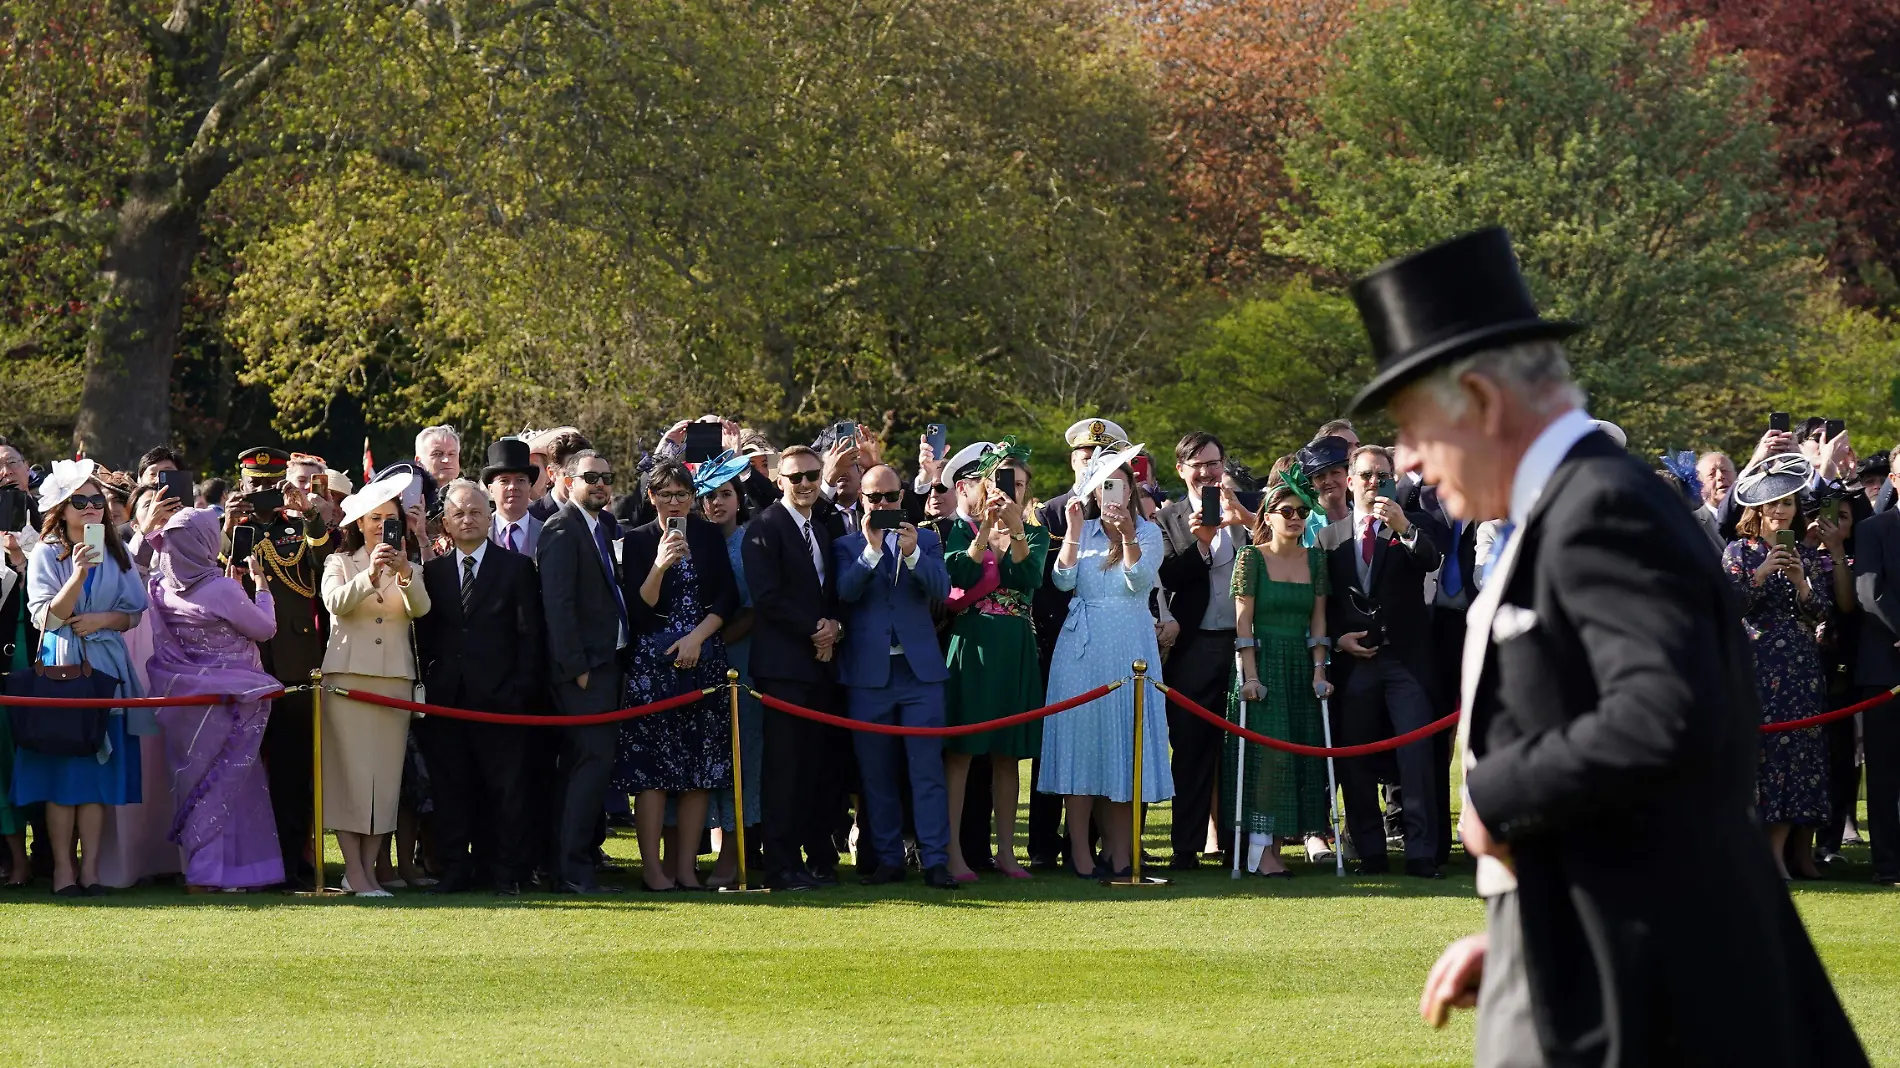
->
[1491,604,1539,643]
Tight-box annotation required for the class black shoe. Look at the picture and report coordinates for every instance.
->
[492,881,522,897]
[1168,854,1201,871]
[82,883,108,897]
[636,880,678,893]
[1072,859,1107,880]
[859,864,907,886]
[1404,859,1444,880]
[1357,858,1391,875]
[595,862,629,874]
[1028,854,1062,871]
[427,873,478,895]
[1255,869,1295,880]
[53,883,83,899]
[922,864,959,890]
[766,869,820,892]
[806,866,840,888]
[556,879,622,895]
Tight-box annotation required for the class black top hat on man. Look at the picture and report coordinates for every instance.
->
[480,438,540,485]
[1347,227,1580,415]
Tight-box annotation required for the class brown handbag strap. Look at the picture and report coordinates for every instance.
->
[32,618,95,677]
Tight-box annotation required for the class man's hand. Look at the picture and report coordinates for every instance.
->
[896,521,918,558]
[281,481,312,517]
[823,438,859,487]
[1220,486,1256,531]
[1,531,24,570]
[917,437,943,485]
[812,618,841,651]
[1371,497,1410,536]
[1419,934,1487,1029]
[663,419,692,447]
[1459,789,1512,866]
[223,499,255,536]
[1750,429,1794,469]
[1338,630,1377,659]
[1156,618,1180,651]
[1820,430,1854,480]
[1189,509,1219,547]
[854,428,884,470]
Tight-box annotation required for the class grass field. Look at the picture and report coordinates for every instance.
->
[5,813,1900,1067]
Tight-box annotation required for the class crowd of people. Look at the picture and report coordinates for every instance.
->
[0,403,1896,898]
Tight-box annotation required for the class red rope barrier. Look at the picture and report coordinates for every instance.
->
[751,681,1121,736]
[325,685,718,726]
[0,690,287,708]
[1156,681,1459,757]
[1759,685,1900,734]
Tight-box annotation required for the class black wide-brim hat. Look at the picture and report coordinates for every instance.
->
[480,437,540,485]
[1347,227,1582,415]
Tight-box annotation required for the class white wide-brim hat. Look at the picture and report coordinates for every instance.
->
[339,470,413,528]
[37,458,98,514]
[1072,442,1146,501]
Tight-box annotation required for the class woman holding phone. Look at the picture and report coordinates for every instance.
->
[1726,454,1834,881]
[319,471,432,897]
[1038,442,1171,879]
[15,459,150,897]
[616,460,734,891]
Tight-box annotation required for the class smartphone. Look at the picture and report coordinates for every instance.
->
[684,422,723,464]
[1131,455,1153,485]
[1102,477,1124,504]
[0,484,23,533]
[381,517,404,549]
[156,468,195,504]
[833,421,858,446]
[925,424,948,460]
[1822,498,1841,524]
[1770,411,1790,433]
[665,515,688,536]
[83,522,106,558]
[1200,485,1220,528]
[1825,418,1845,441]
[1376,476,1398,502]
[1774,528,1799,550]
[996,467,1018,502]
[869,509,903,532]
[229,523,259,564]
[245,487,284,516]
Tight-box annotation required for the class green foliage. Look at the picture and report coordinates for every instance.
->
[1136,278,1373,473]
[1269,0,1824,453]
[1775,289,1900,453]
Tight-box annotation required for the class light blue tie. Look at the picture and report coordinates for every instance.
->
[1480,520,1517,587]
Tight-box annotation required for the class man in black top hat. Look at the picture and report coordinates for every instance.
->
[482,438,544,559]
[1354,229,1864,1066]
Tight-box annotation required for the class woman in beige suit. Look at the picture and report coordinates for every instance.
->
[320,472,431,897]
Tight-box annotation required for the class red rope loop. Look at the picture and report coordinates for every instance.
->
[751,681,1121,736]
[1155,680,1459,757]
[325,685,718,726]
[0,690,287,708]
[1759,685,1900,734]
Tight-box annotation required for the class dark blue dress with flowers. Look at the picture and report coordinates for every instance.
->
[612,550,732,794]
[1724,538,1831,825]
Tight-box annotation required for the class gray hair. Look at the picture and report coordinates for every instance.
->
[1412,339,1585,420]
[440,478,490,510]
[415,424,461,456]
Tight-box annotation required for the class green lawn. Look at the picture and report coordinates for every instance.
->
[4,818,1899,1067]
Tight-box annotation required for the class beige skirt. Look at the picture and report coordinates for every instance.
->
[321,673,413,835]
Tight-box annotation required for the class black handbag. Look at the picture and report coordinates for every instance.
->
[5,638,121,758]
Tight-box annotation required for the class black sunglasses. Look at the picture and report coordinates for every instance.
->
[67,493,108,511]
[1268,506,1310,520]
[575,471,615,486]
[930,484,950,495]
[781,470,822,485]
[864,490,903,504]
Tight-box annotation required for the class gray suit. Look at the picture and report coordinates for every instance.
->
[537,502,626,887]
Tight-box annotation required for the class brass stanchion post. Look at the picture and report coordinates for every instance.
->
[1106,660,1168,887]
[294,671,342,896]
[718,670,768,894]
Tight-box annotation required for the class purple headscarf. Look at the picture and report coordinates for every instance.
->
[157,507,224,594]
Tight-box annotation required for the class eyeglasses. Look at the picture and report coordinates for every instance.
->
[929,484,950,496]
[67,493,107,511]
[575,471,615,486]
[1183,459,1223,473]
[653,490,691,504]
[1268,506,1310,520]
[864,490,903,504]
[781,470,822,485]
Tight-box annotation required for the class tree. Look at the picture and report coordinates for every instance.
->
[1773,289,1900,454]
[1135,0,1349,287]
[1652,0,1900,307]
[1268,0,1824,453]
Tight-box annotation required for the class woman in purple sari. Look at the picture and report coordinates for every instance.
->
[143,508,285,892]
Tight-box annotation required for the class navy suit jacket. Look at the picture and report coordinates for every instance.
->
[833,527,951,689]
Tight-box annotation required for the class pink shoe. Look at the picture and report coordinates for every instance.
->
[954,871,980,883]
[1001,868,1032,880]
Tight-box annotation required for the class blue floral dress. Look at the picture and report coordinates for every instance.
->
[612,550,732,794]
[1724,538,1831,825]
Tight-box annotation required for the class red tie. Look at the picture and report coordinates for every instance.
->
[1360,516,1377,564]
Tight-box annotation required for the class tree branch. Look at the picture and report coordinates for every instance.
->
[107,0,169,50]
[181,10,320,188]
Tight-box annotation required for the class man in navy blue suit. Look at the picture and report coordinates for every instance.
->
[833,464,959,889]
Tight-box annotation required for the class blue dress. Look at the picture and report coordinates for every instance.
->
[1724,538,1831,825]
[11,542,150,807]
[1038,518,1172,802]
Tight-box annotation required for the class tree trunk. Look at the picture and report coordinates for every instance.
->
[73,189,201,469]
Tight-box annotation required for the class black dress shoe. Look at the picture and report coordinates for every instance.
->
[491,881,522,897]
[1168,855,1201,871]
[1028,854,1062,871]
[806,866,840,887]
[636,880,678,893]
[53,884,83,899]
[766,870,820,892]
[860,864,907,886]
[922,864,959,890]
[427,874,478,895]
[1357,858,1391,875]
[556,880,623,895]
[1404,859,1445,880]
[82,883,108,897]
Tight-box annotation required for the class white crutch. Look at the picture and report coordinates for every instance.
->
[1319,692,1345,877]
[1231,652,1247,880]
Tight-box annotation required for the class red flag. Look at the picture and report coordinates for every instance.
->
[362,436,375,482]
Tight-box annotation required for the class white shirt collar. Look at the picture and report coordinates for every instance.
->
[455,540,489,570]
[778,496,813,526]
[1509,408,1597,526]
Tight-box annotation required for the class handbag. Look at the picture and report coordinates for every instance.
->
[6,637,121,757]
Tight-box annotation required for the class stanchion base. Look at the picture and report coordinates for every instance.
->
[1100,875,1171,888]
[289,887,346,898]
[715,885,772,894]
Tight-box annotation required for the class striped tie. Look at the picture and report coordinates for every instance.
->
[461,555,478,616]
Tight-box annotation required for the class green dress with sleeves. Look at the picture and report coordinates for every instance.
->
[1221,544,1332,837]
[941,516,1049,758]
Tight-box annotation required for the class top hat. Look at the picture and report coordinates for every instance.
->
[1346,228,1581,415]
[480,438,540,485]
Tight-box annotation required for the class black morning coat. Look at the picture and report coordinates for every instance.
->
[741,500,838,685]
[415,542,546,713]
[1464,431,1866,1066]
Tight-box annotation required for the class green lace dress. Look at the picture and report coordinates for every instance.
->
[1221,545,1330,837]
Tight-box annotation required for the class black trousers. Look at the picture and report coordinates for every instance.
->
[1334,657,1439,865]
[418,713,532,884]
[960,755,995,868]
[262,689,315,888]
[1165,628,1234,862]
[553,667,623,887]
[758,677,839,877]
[1862,687,1900,881]
[1426,609,1465,866]
[1817,711,1861,855]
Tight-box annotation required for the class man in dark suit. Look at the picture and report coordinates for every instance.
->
[1326,443,1443,877]
[1356,229,1864,1066]
[415,480,546,895]
[536,449,629,894]
[833,465,959,889]
[1155,431,1251,869]
[743,445,845,891]
[1854,446,1900,887]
